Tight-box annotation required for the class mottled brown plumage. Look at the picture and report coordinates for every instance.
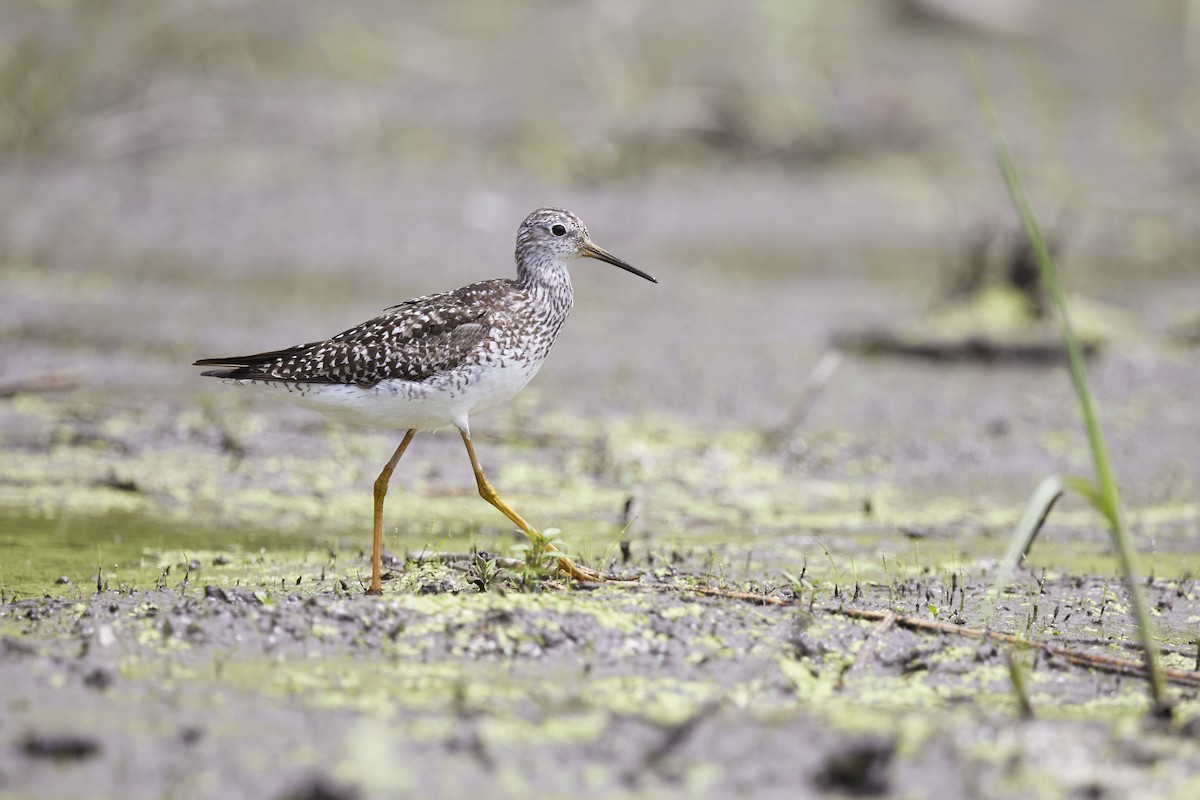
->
[196,281,507,386]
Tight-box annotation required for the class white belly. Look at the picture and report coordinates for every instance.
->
[228,356,544,434]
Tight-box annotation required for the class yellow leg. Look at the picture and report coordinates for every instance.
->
[369,429,416,594]
[459,430,602,582]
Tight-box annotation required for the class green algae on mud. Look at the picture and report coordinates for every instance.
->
[7,572,1200,785]
[6,530,1200,800]
[5,388,1199,610]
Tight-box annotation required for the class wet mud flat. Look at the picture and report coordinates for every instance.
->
[3,1,1200,797]
[3,558,1200,800]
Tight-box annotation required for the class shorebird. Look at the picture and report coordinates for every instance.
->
[194,208,656,594]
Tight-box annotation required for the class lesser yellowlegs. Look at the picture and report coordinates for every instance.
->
[194,208,656,593]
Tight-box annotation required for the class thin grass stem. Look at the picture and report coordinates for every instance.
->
[971,58,1168,714]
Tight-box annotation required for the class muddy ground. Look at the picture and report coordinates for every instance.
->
[2,1,1200,798]
[3,570,1200,800]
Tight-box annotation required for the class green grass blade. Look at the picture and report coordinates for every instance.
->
[1062,475,1105,515]
[986,476,1064,622]
[971,58,1169,713]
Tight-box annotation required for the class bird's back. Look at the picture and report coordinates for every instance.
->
[195,278,540,387]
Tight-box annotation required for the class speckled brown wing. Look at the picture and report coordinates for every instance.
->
[194,281,510,386]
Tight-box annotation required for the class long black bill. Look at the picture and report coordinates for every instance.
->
[581,242,657,283]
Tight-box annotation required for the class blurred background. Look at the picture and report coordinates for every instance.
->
[1,0,1198,583]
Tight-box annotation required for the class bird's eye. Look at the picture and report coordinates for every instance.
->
[551,224,567,236]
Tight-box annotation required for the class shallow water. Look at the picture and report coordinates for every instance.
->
[0,511,308,596]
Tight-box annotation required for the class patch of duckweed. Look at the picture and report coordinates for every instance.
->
[656,603,703,622]
[478,710,610,746]
[778,654,847,704]
[584,675,719,725]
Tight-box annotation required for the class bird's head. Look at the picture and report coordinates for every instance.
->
[516,207,656,283]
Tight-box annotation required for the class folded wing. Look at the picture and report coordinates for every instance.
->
[194,284,501,386]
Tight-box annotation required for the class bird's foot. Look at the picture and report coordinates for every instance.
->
[521,529,638,584]
[553,554,638,583]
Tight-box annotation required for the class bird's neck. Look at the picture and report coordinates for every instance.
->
[517,255,574,315]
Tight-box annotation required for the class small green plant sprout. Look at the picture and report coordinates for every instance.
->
[817,540,842,600]
[882,553,897,610]
[468,552,501,593]
[512,528,569,585]
[781,567,815,602]
[973,60,1169,716]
